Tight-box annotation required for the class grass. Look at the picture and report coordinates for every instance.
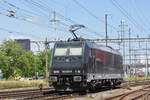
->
[0,80,49,88]
[124,76,150,82]
[1,77,149,88]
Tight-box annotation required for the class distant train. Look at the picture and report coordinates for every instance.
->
[49,40,123,91]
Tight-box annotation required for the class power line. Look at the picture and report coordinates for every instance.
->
[33,0,77,24]
[23,0,78,30]
[110,0,146,33]
[0,11,48,28]
[2,0,104,39]
[58,21,104,38]
[0,6,9,12]
[34,0,77,24]
[0,26,70,41]
[24,0,103,37]
[0,4,67,32]
[110,0,136,25]
[0,0,12,11]
[0,27,41,39]
[0,1,73,40]
[130,0,147,28]
[132,0,150,30]
[0,10,72,36]
[73,0,117,31]
[2,0,42,17]
[30,0,77,24]
[58,20,104,38]
[24,0,49,16]
[0,1,39,20]
[73,0,102,22]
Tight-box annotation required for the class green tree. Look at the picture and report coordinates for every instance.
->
[37,49,52,76]
[0,52,10,78]
[0,40,24,78]
[0,40,52,79]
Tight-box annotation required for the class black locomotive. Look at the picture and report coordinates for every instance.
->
[49,40,123,91]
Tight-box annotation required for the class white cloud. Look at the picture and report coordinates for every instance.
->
[9,35,33,40]
[24,17,39,22]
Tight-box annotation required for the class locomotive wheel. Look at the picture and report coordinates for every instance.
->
[89,85,96,92]
[53,84,62,91]
[81,87,89,93]
[80,88,89,94]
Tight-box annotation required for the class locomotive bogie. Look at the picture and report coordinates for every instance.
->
[50,75,88,91]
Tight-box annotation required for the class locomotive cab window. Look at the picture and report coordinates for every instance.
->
[69,46,82,56]
[54,43,83,56]
[54,48,67,56]
[54,44,68,56]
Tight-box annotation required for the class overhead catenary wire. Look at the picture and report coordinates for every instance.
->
[0,26,71,41]
[2,0,42,17]
[129,0,149,34]
[0,27,42,39]
[73,0,117,31]
[25,0,77,24]
[0,6,10,12]
[58,21,104,38]
[130,0,147,26]
[73,0,103,21]
[1,0,105,39]
[23,0,49,16]
[58,20,104,38]
[0,10,47,28]
[0,11,73,38]
[110,0,146,33]
[23,0,103,38]
[132,0,150,30]
[0,1,40,20]
[0,2,72,33]
[0,0,12,11]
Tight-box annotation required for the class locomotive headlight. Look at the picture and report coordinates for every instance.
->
[50,76,57,82]
[75,70,81,74]
[53,70,60,74]
[77,70,80,73]
[73,76,82,82]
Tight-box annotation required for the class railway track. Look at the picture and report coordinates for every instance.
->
[0,87,53,99]
[105,85,150,100]
[22,91,79,100]
[121,79,150,89]
[0,87,80,100]
[1,79,150,100]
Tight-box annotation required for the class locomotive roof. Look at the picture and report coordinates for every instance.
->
[55,41,121,56]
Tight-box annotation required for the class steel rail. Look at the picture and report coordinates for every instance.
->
[0,87,53,99]
[105,85,150,100]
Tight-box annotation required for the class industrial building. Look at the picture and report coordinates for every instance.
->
[15,39,31,51]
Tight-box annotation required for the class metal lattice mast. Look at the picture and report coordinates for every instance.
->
[119,20,127,65]
[50,11,59,41]
[45,38,49,79]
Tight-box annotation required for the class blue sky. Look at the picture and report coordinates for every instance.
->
[0,0,150,42]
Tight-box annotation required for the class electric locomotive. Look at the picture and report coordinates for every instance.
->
[49,40,123,91]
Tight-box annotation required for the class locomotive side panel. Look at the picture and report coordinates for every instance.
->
[86,44,123,82]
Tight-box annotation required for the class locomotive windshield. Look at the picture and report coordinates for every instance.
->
[54,43,83,56]
[69,47,82,56]
[54,48,67,56]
